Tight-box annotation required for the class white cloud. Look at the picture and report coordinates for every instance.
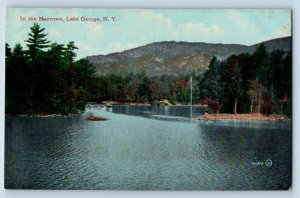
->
[273,21,291,38]
[139,10,173,28]
[260,20,291,42]
[75,42,102,59]
[48,28,62,38]
[224,9,264,44]
[112,10,224,44]
[108,42,122,52]
[176,22,224,38]
[86,23,104,37]
[111,10,173,39]
[76,43,96,52]
[108,42,136,53]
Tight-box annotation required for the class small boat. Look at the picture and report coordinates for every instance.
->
[105,103,112,108]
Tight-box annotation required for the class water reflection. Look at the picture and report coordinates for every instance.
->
[196,122,292,190]
[5,107,292,190]
[112,104,206,118]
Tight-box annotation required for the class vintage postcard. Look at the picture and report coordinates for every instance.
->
[5,8,292,190]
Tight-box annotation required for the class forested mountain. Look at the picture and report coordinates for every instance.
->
[5,23,292,117]
[87,37,291,77]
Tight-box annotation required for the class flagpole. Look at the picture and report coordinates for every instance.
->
[190,75,193,119]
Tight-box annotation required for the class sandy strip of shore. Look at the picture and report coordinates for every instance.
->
[194,113,288,121]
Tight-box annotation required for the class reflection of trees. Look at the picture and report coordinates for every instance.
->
[191,122,292,190]
[196,123,290,164]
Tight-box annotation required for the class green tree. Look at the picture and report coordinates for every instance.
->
[65,41,79,66]
[6,43,30,114]
[137,71,151,102]
[199,57,223,100]
[25,22,50,61]
[6,23,100,115]
[5,43,12,58]
[271,50,292,117]
[237,53,251,113]
[251,44,272,88]
[220,55,243,114]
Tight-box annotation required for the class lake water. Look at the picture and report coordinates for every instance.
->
[111,104,206,118]
[5,105,292,190]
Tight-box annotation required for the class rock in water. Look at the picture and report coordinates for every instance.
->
[86,115,109,121]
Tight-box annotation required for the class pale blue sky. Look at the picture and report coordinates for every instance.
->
[6,8,291,59]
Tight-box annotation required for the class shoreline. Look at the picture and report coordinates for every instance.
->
[193,113,289,121]
[98,101,208,107]
[5,111,84,118]
[6,106,290,122]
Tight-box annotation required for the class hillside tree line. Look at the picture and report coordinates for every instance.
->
[5,23,292,117]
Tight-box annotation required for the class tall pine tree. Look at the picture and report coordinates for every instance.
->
[25,22,50,61]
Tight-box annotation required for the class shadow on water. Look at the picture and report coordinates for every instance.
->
[5,115,95,189]
[194,121,292,190]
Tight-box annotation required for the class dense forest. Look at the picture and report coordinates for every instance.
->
[6,23,95,115]
[5,23,292,117]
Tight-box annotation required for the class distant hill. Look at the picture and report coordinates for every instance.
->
[86,36,292,77]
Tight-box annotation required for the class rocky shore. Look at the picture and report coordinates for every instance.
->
[6,110,85,118]
[86,115,109,121]
[194,113,289,121]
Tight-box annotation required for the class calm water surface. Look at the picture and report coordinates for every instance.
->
[5,105,292,190]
